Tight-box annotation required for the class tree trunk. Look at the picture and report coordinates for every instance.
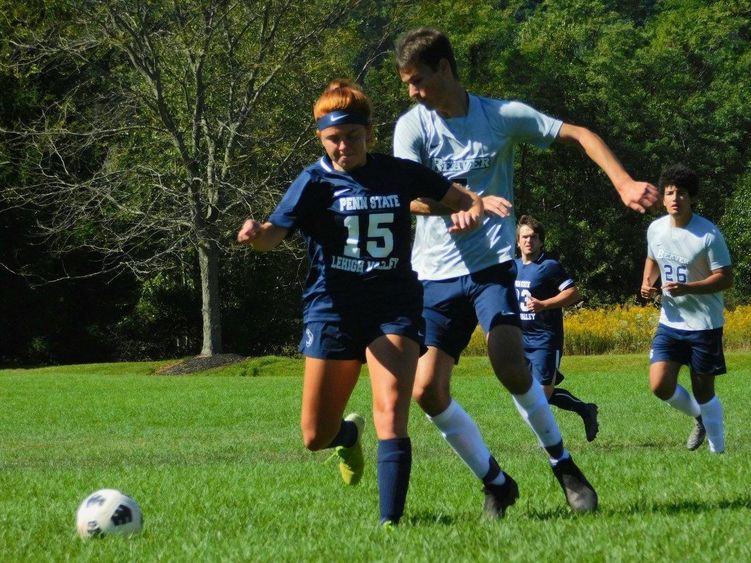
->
[198,236,222,356]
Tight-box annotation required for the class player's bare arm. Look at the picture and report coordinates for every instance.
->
[237,219,289,251]
[663,266,734,297]
[526,286,581,313]
[410,197,453,215]
[440,182,484,233]
[640,256,661,299]
[410,182,483,232]
[557,123,658,214]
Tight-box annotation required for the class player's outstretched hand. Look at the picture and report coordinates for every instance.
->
[448,209,482,233]
[619,179,659,213]
[482,195,513,218]
[237,219,262,244]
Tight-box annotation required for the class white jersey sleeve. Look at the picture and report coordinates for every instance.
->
[394,95,562,280]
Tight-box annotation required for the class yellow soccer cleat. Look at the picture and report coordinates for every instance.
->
[335,413,365,485]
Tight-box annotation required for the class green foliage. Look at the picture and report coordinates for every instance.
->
[396,0,751,306]
[721,170,751,300]
[114,271,200,360]
[2,0,750,362]
[1,354,750,559]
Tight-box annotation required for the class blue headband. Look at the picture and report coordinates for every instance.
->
[316,110,370,131]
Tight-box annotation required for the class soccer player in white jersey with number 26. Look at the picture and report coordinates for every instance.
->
[394,28,659,516]
[641,164,733,454]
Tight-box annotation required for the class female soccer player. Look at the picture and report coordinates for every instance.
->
[237,79,483,526]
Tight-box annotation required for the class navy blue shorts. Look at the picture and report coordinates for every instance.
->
[300,313,425,363]
[525,348,562,386]
[650,324,726,376]
[422,262,521,363]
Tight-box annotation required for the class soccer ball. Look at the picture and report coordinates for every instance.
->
[75,489,143,539]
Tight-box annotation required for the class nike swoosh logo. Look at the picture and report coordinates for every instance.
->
[330,114,347,122]
[333,189,348,196]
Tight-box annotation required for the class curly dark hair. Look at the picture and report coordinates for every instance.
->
[658,163,699,197]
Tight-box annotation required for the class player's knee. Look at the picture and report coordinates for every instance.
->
[411,379,428,403]
[650,380,674,401]
[301,425,335,451]
[412,383,450,416]
[489,349,531,394]
[487,325,527,376]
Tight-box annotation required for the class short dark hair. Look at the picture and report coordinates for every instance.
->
[658,163,699,197]
[517,215,545,244]
[394,27,459,79]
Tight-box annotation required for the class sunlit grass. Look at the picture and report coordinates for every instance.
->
[1,354,749,560]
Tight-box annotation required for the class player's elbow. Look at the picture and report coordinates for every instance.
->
[716,268,734,291]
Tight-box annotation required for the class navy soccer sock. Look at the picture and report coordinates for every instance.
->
[326,419,358,449]
[549,388,588,417]
[377,437,412,524]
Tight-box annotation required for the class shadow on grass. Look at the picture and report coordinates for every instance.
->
[525,495,751,521]
[617,495,751,515]
[593,439,687,450]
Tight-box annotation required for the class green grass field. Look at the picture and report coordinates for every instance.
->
[2,354,750,561]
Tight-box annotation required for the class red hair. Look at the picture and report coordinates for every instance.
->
[313,79,372,121]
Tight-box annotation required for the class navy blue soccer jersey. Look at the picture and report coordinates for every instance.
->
[268,153,452,322]
[514,253,574,349]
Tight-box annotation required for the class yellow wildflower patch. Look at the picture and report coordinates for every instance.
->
[465,305,751,356]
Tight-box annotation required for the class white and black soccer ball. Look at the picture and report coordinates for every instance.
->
[76,489,143,539]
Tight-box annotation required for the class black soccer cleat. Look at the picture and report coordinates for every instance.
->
[686,416,706,451]
[552,457,598,513]
[582,403,599,442]
[482,472,519,519]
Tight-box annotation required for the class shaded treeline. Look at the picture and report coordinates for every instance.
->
[1,0,749,364]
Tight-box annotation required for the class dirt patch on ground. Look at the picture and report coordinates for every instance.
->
[155,353,247,375]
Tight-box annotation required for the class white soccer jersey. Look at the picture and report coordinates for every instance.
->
[647,213,732,330]
[394,94,562,280]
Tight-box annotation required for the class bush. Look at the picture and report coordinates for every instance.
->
[465,304,751,356]
[564,305,659,355]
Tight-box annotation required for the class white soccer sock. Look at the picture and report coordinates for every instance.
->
[665,385,701,417]
[699,396,725,453]
[428,400,505,485]
[512,378,564,450]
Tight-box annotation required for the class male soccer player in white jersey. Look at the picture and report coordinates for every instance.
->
[641,164,733,454]
[515,215,599,442]
[393,27,658,516]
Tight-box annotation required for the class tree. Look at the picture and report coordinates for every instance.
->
[3,0,377,356]
[389,0,750,304]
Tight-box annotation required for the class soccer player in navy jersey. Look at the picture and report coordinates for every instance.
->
[514,215,599,442]
[237,79,483,526]
[641,164,733,454]
[393,28,658,516]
